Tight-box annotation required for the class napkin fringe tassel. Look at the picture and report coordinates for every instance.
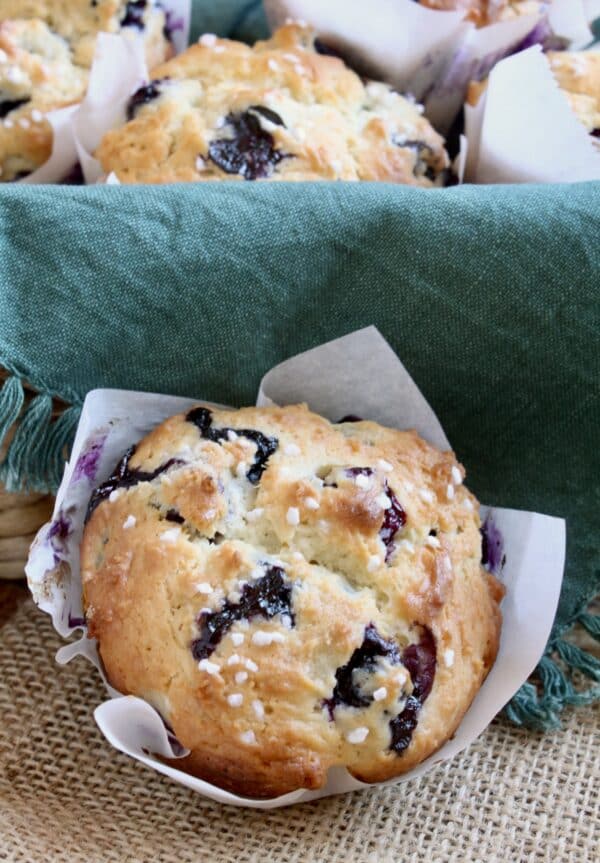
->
[0,375,80,493]
[505,607,600,731]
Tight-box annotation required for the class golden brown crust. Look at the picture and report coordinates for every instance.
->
[0,1,172,181]
[95,23,449,185]
[82,404,503,799]
[418,1,544,27]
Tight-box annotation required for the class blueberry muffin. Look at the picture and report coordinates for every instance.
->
[81,404,503,799]
[418,1,545,27]
[547,51,600,140]
[0,1,173,182]
[94,24,450,185]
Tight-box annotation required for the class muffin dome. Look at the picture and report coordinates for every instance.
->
[81,404,503,799]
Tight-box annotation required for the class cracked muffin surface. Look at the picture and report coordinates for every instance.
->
[81,403,503,799]
[0,1,172,181]
[95,23,450,185]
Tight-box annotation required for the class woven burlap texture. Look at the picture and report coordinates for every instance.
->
[1,587,598,863]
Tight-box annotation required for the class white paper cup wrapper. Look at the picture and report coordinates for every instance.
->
[463,45,600,183]
[26,327,565,808]
[265,0,594,131]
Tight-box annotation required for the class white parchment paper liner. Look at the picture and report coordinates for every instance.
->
[265,0,594,131]
[15,2,189,185]
[463,45,600,182]
[26,327,565,809]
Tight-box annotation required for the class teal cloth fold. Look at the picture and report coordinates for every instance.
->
[0,1,598,728]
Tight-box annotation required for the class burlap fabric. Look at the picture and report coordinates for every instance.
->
[1,585,598,863]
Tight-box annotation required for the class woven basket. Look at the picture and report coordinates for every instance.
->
[0,369,57,580]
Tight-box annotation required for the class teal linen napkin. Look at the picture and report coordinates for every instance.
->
[0,0,598,730]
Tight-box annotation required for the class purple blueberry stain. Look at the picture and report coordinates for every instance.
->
[379,482,406,562]
[47,511,72,566]
[323,623,401,718]
[513,17,569,53]
[325,623,436,754]
[121,0,147,29]
[126,79,168,121]
[207,111,288,180]
[68,614,86,629]
[85,446,184,523]
[324,466,406,558]
[186,407,278,484]
[191,565,294,660]
[159,4,184,41]
[481,515,505,575]
[73,432,108,483]
[390,628,437,754]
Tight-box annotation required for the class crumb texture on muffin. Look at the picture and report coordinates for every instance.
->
[81,404,503,799]
[95,23,450,185]
[0,1,172,181]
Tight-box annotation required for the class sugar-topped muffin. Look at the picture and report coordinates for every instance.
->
[0,1,173,181]
[81,404,503,799]
[95,23,450,185]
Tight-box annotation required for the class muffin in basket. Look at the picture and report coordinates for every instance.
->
[95,23,450,185]
[81,403,503,799]
[0,1,173,182]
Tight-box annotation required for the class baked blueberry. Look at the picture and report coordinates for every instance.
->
[85,446,184,522]
[208,111,287,180]
[126,79,168,121]
[187,407,278,484]
[324,624,401,716]
[379,483,407,561]
[191,566,294,660]
[0,98,30,118]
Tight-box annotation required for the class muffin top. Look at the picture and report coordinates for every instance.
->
[81,404,503,799]
[0,1,172,181]
[95,23,450,185]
